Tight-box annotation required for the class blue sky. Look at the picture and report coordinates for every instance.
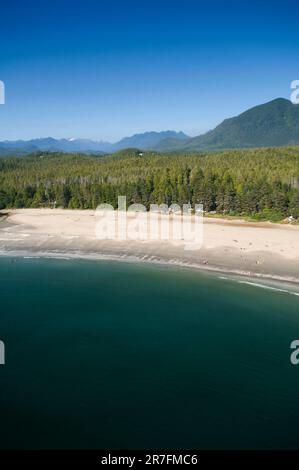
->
[0,0,298,141]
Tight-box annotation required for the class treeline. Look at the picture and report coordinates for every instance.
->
[0,147,299,220]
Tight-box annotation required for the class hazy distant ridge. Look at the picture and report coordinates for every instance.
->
[0,131,188,156]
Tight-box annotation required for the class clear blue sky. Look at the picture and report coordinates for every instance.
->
[0,0,298,141]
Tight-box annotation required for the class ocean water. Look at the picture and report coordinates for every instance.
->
[0,256,299,449]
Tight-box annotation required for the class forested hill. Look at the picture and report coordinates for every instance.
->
[0,147,299,221]
[155,98,299,152]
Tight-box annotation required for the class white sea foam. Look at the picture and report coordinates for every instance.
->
[218,274,299,297]
[237,280,299,297]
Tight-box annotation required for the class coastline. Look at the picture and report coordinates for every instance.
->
[1,208,299,286]
[2,248,299,297]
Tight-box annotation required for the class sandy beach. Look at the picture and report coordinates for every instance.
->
[0,208,299,283]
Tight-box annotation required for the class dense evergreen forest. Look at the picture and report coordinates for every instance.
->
[0,147,299,221]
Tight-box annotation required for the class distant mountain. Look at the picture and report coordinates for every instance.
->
[0,138,109,155]
[153,136,189,152]
[155,98,299,152]
[0,131,188,156]
[109,131,188,152]
[2,99,299,156]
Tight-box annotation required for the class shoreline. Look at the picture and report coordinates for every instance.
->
[1,208,299,286]
[1,248,299,292]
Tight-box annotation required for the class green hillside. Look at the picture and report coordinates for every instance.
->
[156,99,299,152]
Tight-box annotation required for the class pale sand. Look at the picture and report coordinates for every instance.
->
[1,208,299,283]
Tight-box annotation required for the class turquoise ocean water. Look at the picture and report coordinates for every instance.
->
[0,256,299,449]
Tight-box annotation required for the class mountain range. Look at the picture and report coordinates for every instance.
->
[0,98,299,156]
[0,131,188,156]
